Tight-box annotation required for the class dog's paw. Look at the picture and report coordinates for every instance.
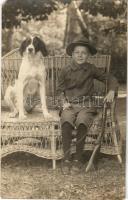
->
[9,112,18,118]
[19,114,27,120]
[43,113,59,121]
[24,110,27,115]
[51,115,59,121]
[43,112,53,119]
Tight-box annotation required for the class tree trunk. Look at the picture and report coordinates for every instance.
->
[63,0,89,48]
[63,1,83,47]
[73,0,89,38]
[2,28,13,55]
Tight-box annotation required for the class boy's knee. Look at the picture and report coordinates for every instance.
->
[61,109,75,128]
[77,123,87,131]
[62,122,73,129]
[76,110,94,129]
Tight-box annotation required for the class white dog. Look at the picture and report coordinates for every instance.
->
[4,36,52,120]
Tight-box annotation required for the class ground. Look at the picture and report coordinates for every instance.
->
[1,98,126,200]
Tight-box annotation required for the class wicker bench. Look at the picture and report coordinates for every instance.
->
[1,49,122,169]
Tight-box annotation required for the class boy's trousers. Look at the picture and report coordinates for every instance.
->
[61,104,97,161]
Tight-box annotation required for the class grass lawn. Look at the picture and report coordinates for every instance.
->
[1,98,126,200]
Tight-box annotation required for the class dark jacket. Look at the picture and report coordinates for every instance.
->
[57,60,119,103]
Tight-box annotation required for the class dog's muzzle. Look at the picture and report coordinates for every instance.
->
[28,47,34,53]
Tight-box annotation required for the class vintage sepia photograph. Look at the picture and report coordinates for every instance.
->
[1,0,127,199]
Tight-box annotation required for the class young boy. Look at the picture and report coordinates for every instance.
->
[57,36,118,174]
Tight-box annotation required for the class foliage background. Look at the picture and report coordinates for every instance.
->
[1,1,126,199]
[2,0,127,83]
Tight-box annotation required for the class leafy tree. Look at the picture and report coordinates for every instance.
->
[80,0,126,19]
[2,0,58,28]
[64,0,127,83]
[2,0,60,53]
[2,0,127,82]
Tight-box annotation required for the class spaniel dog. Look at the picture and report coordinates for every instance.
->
[4,36,52,120]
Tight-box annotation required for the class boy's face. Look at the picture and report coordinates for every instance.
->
[72,46,90,65]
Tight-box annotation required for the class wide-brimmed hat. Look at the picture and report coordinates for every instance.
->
[66,36,97,56]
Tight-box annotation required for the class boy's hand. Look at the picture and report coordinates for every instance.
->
[59,92,71,110]
[58,101,71,117]
[104,90,115,103]
[63,102,71,110]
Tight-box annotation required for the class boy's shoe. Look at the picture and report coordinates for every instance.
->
[61,160,71,175]
[71,160,84,175]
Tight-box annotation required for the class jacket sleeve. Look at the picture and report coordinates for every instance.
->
[92,65,119,92]
[56,67,66,95]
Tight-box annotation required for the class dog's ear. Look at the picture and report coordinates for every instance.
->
[35,37,48,57]
[19,40,27,56]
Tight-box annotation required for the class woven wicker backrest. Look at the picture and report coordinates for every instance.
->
[1,48,111,103]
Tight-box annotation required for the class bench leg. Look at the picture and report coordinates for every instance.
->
[52,159,56,169]
[117,154,122,164]
[111,123,122,164]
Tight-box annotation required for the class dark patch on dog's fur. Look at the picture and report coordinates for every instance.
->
[19,37,48,57]
[33,37,48,56]
[19,38,31,56]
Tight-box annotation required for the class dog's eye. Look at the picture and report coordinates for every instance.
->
[33,37,38,45]
[26,38,31,45]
